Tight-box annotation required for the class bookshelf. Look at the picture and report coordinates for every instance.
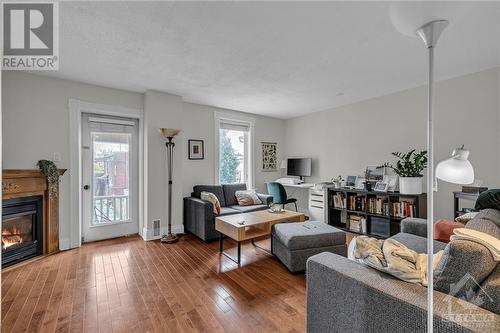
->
[329,188,426,238]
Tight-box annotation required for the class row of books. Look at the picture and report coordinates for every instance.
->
[331,192,347,209]
[368,197,389,216]
[392,201,417,218]
[348,195,366,211]
[348,215,367,234]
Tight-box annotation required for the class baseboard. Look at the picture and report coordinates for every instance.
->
[59,238,71,251]
[141,225,185,241]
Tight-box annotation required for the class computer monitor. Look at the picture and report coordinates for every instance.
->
[287,158,312,179]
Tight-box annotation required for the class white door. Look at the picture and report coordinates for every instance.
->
[81,113,139,242]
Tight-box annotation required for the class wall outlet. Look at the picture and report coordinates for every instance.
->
[53,152,61,162]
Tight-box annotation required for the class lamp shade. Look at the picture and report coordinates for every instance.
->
[280,160,287,169]
[435,147,474,184]
[159,128,181,139]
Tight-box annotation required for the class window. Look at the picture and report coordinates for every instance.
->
[215,114,254,187]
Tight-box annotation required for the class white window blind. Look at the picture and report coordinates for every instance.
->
[219,119,250,132]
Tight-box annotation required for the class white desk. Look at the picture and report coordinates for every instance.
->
[281,183,314,214]
[281,183,314,189]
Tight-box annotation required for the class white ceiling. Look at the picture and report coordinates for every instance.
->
[42,1,500,119]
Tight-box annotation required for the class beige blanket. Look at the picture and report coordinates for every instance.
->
[348,236,443,286]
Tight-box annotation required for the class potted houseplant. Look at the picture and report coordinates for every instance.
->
[381,150,427,194]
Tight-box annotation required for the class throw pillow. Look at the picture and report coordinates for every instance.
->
[475,189,500,211]
[476,264,500,314]
[434,219,464,243]
[434,239,497,298]
[455,211,479,223]
[200,191,221,215]
[235,190,262,206]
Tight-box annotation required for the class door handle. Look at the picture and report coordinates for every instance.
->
[83,185,90,190]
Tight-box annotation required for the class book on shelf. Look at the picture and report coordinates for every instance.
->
[391,200,417,218]
[332,192,346,209]
[367,197,388,216]
[348,195,366,211]
[348,214,366,233]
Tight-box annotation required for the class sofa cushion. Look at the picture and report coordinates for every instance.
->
[200,191,221,215]
[477,265,500,314]
[475,189,500,211]
[273,221,345,250]
[465,208,500,239]
[235,190,262,206]
[229,204,268,213]
[193,185,226,207]
[222,184,247,207]
[434,239,497,298]
[219,207,241,216]
[434,219,464,243]
[390,232,447,254]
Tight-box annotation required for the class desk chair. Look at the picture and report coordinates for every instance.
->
[267,182,298,211]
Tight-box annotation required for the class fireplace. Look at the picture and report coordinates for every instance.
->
[2,196,43,267]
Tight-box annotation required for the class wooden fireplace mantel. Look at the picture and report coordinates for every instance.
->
[2,169,66,255]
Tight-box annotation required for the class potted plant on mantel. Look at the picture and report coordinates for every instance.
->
[381,150,428,195]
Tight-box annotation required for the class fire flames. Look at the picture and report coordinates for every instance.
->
[2,226,23,250]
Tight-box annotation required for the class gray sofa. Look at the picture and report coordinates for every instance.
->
[307,209,500,332]
[183,184,272,241]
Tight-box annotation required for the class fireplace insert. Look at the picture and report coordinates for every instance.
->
[2,196,43,267]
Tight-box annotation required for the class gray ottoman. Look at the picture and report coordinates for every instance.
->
[272,221,347,273]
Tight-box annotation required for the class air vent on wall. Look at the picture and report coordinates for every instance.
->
[152,219,160,236]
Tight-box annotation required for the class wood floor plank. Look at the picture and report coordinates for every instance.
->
[2,234,307,333]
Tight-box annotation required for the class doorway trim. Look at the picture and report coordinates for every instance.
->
[68,99,145,249]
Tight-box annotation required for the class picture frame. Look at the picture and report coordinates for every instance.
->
[374,181,389,192]
[345,175,357,188]
[262,142,278,171]
[355,177,366,190]
[383,175,399,192]
[365,165,385,182]
[188,139,204,160]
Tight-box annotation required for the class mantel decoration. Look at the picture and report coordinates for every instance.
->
[381,149,428,194]
[37,160,60,197]
[262,142,277,171]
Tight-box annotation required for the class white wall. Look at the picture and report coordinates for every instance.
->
[180,102,286,197]
[2,72,143,248]
[284,68,500,220]
[2,72,286,245]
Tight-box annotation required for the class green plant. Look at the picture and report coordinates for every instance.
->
[381,149,428,177]
[219,129,240,184]
[37,160,60,197]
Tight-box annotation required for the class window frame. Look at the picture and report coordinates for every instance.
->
[214,112,255,188]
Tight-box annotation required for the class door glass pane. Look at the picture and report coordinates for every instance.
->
[92,132,130,224]
[219,128,246,184]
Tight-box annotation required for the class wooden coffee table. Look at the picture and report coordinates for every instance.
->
[215,209,305,264]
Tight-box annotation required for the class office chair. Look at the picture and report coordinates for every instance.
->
[266,182,298,211]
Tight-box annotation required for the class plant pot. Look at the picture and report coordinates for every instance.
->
[399,177,423,195]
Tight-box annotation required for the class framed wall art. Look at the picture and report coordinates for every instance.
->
[188,139,204,160]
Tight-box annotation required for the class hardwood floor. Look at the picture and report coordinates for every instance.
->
[1,234,306,333]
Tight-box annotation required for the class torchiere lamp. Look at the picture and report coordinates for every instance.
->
[159,128,181,243]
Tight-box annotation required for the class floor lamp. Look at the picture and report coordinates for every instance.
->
[160,128,181,244]
[416,20,474,332]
